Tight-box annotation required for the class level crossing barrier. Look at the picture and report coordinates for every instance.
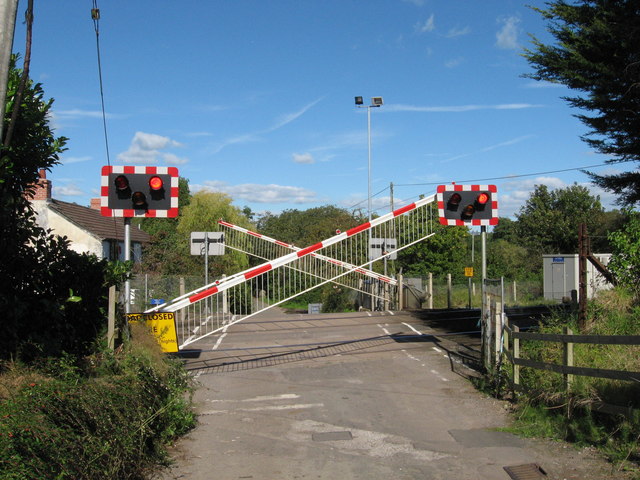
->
[146,194,439,349]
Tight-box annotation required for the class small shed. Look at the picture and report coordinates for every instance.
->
[542,254,612,302]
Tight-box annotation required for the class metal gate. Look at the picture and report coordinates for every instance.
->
[481,277,505,369]
[146,194,439,349]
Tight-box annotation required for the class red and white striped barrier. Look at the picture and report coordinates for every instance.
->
[157,193,436,312]
[217,219,397,285]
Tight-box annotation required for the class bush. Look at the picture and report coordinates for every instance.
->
[0,325,195,480]
[508,289,640,470]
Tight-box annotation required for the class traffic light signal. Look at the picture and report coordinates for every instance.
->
[437,184,498,226]
[100,166,179,217]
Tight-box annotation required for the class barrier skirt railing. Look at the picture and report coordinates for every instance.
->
[216,219,398,299]
[146,193,438,349]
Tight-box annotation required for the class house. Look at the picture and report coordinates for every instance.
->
[28,169,151,262]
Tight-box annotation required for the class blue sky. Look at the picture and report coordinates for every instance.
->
[13,0,621,219]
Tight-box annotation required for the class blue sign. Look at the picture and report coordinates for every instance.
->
[150,299,165,305]
[552,257,564,263]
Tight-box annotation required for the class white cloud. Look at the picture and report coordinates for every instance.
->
[446,26,470,38]
[197,180,318,204]
[445,57,464,68]
[117,131,187,165]
[62,156,92,164]
[415,14,435,34]
[267,97,324,133]
[442,135,534,163]
[386,103,542,113]
[55,109,124,120]
[293,152,315,164]
[209,97,323,155]
[53,183,84,197]
[162,153,189,165]
[496,15,520,50]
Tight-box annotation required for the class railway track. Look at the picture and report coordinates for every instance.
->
[409,304,573,372]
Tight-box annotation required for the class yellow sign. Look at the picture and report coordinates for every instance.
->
[126,312,178,353]
[464,267,474,277]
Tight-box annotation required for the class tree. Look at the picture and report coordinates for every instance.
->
[524,1,640,205]
[257,205,364,247]
[176,190,253,278]
[487,239,531,280]
[514,184,604,257]
[0,56,110,360]
[607,209,640,297]
[396,204,470,279]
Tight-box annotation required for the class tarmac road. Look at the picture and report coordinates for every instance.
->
[155,308,626,480]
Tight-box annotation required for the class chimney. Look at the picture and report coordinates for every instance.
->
[26,169,52,201]
[90,198,102,210]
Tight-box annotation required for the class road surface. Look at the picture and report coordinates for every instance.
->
[155,308,625,480]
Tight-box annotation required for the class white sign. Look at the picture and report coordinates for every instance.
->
[190,232,225,255]
[369,238,397,260]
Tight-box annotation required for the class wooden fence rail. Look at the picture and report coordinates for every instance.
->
[501,320,640,416]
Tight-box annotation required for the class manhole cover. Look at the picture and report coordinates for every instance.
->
[312,431,353,442]
[503,463,547,480]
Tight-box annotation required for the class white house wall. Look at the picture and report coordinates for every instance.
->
[45,207,104,257]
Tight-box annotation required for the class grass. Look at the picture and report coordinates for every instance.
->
[0,323,196,480]
[497,288,640,477]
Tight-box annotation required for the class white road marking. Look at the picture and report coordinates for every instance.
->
[202,403,324,415]
[432,346,443,353]
[377,324,391,336]
[209,394,301,403]
[402,322,423,336]
[212,323,231,350]
[430,369,449,382]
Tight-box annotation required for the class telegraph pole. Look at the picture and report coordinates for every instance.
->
[0,0,19,138]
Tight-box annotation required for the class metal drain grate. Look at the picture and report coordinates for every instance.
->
[503,463,547,480]
[312,431,353,442]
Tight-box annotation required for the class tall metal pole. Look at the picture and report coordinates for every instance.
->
[481,226,487,281]
[367,105,372,225]
[367,106,374,309]
[204,231,209,287]
[124,218,131,313]
[0,0,19,138]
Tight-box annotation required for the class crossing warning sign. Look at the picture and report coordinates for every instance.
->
[126,312,178,353]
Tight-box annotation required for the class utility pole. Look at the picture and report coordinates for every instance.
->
[578,223,588,331]
[0,0,19,138]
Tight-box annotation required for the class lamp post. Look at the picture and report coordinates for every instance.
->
[355,96,383,310]
[354,96,383,224]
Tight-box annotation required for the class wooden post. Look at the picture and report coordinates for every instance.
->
[398,273,404,310]
[107,285,116,350]
[427,273,433,309]
[447,273,452,309]
[179,277,186,326]
[513,324,520,387]
[564,326,574,391]
[503,318,510,355]
[512,280,517,304]
[578,224,588,330]
[494,300,502,366]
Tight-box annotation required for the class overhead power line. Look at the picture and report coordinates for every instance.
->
[91,1,111,166]
[394,160,636,188]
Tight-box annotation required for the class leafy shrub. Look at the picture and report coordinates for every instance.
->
[508,289,640,469]
[0,326,195,480]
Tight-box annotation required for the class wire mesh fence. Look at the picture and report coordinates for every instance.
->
[129,273,545,313]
